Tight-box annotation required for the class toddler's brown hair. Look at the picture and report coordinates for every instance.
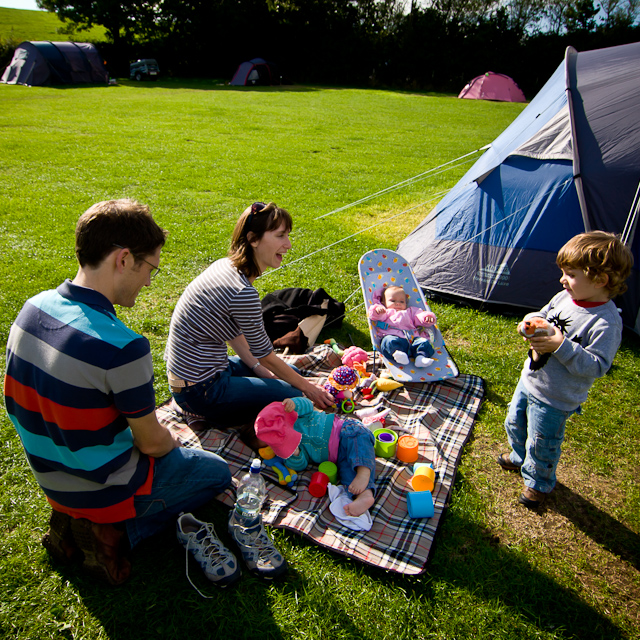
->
[556,231,633,299]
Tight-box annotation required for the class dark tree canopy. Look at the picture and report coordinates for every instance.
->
[36,0,640,92]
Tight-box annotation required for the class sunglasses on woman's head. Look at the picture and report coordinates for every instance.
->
[245,201,267,231]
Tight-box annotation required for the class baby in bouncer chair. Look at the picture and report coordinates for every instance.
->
[367,285,437,367]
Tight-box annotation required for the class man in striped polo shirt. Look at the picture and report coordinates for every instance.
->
[4,199,231,585]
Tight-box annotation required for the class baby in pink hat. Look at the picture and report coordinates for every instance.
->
[255,397,376,517]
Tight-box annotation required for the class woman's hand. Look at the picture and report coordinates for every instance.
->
[254,363,277,379]
[302,381,335,410]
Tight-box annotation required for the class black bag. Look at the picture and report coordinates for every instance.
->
[261,287,345,343]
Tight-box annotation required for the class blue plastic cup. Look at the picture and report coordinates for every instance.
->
[406,490,434,519]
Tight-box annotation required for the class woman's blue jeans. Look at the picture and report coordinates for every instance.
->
[171,356,303,428]
[126,446,231,548]
[504,378,577,493]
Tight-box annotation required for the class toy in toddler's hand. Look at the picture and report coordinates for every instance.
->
[517,314,554,338]
[259,446,297,487]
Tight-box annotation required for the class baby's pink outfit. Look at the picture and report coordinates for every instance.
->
[367,306,433,338]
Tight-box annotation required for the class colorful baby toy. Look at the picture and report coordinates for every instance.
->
[259,446,297,487]
[324,365,359,412]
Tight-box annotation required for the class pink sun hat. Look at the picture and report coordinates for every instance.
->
[255,402,301,459]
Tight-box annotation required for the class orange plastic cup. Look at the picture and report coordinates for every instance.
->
[396,435,419,463]
[411,465,435,492]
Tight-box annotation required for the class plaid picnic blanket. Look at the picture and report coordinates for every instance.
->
[157,344,485,575]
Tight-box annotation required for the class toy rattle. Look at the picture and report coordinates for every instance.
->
[258,446,297,487]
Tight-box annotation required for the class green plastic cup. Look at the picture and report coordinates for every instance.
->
[318,461,338,484]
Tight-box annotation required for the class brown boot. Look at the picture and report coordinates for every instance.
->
[70,518,132,585]
[496,453,521,472]
[519,487,547,509]
[42,509,80,563]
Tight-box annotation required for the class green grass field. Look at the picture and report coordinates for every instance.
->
[0,6,105,44]
[1,74,639,639]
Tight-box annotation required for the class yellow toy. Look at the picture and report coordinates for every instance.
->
[374,378,404,392]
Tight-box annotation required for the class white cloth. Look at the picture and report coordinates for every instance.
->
[327,484,373,531]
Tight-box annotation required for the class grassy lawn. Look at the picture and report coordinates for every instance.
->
[1,79,638,640]
[0,6,105,44]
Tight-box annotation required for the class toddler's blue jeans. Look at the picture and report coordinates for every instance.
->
[504,379,577,493]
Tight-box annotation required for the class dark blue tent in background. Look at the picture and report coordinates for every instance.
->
[1,41,108,86]
[398,41,640,334]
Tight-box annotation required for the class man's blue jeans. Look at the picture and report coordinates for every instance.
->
[504,378,577,493]
[337,419,376,497]
[125,446,231,548]
[172,356,303,428]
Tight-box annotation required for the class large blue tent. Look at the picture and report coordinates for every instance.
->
[1,41,108,86]
[398,42,640,333]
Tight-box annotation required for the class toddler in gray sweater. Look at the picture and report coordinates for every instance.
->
[497,231,633,508]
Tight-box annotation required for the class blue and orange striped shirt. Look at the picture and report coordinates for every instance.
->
[4,280,155,523]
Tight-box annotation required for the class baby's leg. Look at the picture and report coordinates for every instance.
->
[348,465,371,495]
[380,335,410,364]
[344,488,375,517]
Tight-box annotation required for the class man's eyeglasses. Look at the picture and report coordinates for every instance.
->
[113,244,161,279]
[245,201,266,232]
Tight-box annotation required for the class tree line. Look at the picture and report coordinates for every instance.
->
[36,0,640,95]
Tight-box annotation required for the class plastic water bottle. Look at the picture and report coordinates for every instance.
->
[235,458,266,522]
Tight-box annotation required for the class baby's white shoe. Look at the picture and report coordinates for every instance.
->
[392,350,409,365]
[415,356,434,367]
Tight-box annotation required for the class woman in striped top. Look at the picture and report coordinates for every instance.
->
[165,202,334,428]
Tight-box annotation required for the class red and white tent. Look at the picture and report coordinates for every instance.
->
[458,72,526,102]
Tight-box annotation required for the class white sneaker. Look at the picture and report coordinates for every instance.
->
[415,356,434,367]
[392,350,409,365]
[228,511,288,579]
[176,513,240,590]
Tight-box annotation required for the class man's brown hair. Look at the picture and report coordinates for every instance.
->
[75,199,167,268]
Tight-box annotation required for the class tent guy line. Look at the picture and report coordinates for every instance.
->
[258,191,449,280]
[314,148,487,220]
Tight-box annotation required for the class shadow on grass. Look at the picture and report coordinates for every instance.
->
[42,496,629,639]
[352,503,628,639]
[115,79,320,92]
[549,482,640,571]
[49,504,286,640]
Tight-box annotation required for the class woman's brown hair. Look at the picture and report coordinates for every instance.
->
[228,202,293,279]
